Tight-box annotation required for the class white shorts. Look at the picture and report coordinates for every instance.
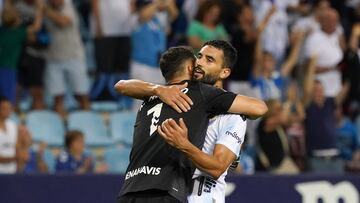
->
[130,61,165,111]
[45,59,90,96]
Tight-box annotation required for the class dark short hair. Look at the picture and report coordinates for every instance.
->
[65,130,84,149]
[195,0,223,24]
[0,96,10,104]
[160,46,195,82]
[203,40,237,69]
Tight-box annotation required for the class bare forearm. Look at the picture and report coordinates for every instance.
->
[28,4,43,34]
[91,0,102,33]
[114,79,158,100]
[139,3,157,23]
[228,95,268,119]
[180,142,226,179]
[166,1,179,22]
[0,156,16,163]
[46,7,72,27]
[36,155,48,173]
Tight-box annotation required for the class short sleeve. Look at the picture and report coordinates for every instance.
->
[201,83,237,114]
[216,24,229,40]
[304,33,320,58]
[187,20,201,37]
[216,115,246,157]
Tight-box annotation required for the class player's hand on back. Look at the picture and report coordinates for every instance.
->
[157,118,190,150]
[154,82,193,113]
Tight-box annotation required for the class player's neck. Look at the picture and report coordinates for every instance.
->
[213,80,223,89]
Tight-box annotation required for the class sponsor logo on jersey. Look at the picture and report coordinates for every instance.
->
[125,166,162,180]
[225,131,242,144]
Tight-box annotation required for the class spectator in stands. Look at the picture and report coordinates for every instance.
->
[0,0,43,105]
[335,106,359,161]
[254,0,297,65]
[346,23,360,117]
[251,29,304,100]
[15,0,48,110]
[17,126,48,173]
[303,57,349,173]
[130,0,178,110]
[0,97,28,173]
[284,81,306,170]
[255,99,296,172]
[228,4,274,97]
[291,0,332,81]
[56,130,93,173]
[44,0,90,117]
[187,0,228,52]
[90,0,133,101]
[303,8,346,98]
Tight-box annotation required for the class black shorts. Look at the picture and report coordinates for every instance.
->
[94,36,131,74]
[18,51,45,88]
[118,190,183,203]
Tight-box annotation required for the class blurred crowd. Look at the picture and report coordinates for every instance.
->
[1,0,360,175]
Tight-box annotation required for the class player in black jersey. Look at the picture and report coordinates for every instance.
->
[116,46,267,203]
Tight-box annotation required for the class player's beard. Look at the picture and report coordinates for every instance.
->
[192,67,220,86]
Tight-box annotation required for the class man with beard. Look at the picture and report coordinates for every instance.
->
[115,42,267,203]
[158,40,248,203]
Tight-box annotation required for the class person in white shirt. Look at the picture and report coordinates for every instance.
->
[0,97,27,174]
[303,8,346,98]
[254,0,299,64]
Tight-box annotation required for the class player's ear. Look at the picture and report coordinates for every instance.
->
[220,68,231,80]
[186,61,194,75]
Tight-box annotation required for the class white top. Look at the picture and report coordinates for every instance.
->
[90,0,132,36]
[304,29,343,97]
[255,0,289,61]
[188,114,247,203]
[45,0,84,61]
[0,119,18,174]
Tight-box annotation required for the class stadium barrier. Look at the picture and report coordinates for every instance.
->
[0,174,359,203]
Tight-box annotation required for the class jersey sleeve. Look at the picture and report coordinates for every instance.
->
[215,115,247,157]
[201,83,237,115]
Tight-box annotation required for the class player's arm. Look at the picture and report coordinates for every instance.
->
[0,156,16,163]
[158,118,238,179]
[227,95,268,119]
[114,79,193,113]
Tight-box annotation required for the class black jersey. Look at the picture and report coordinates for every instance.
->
[119,80,237,202]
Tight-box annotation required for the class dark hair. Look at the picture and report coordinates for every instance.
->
[65,130,84,149]
[195,0,222,24]
[0,96,10,104]
[159,46,195,82]
[203,40,237,69]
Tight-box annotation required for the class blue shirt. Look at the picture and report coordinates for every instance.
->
[305,98,337,154]
[55,151,93,173]
[23,150,39,173]
[336,119,358,160]
[131,16,166,67]
[250,71,286,100]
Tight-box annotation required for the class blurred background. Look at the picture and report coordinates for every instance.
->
[1,0,360,202]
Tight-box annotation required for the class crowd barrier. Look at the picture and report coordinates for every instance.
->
[1,174,359,203]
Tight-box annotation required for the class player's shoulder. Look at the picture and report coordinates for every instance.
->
[216,114,247,123]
